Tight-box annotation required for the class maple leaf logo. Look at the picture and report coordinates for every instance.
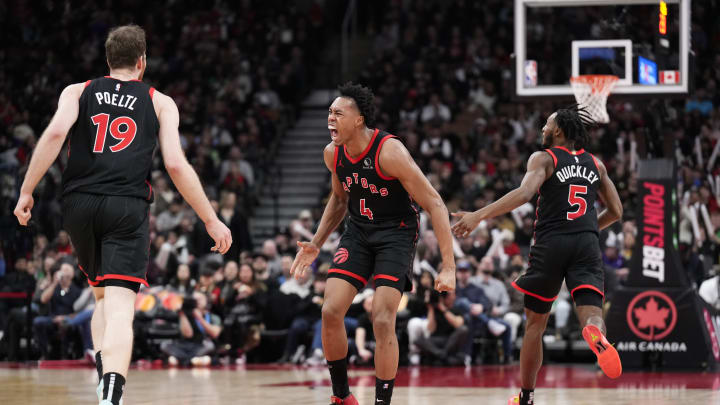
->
[626,290,677,341]
[633,297,670,339]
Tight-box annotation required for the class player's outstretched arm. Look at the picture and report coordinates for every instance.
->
[154,91,231,254]
[452,151,552,238]
[595,158,623,230]
[290,143,348,279]
[15,83,84,226]
[378,138,455,292]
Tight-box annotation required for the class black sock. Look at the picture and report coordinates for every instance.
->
[327,358,350,398]
[375,377,395,405]
[519,388,534,405]
[102,372,126,405]
[95,351,103,382]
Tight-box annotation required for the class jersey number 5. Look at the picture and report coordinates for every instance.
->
[360,199,374,220]
[91,113,137,153]
[567,185,588,220]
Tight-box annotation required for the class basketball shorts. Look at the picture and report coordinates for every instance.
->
[328,216,418,292]
[513,232,604,312]
[62,192,150,290]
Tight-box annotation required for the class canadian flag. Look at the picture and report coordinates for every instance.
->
[659,70,680,84]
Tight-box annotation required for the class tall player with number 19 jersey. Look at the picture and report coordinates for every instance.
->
[14,25,231,405]
[451,106,624,405]
[290,83,456,405]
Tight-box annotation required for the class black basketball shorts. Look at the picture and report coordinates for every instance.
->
[513,232,604,310]
[62,192,150,289]
[328,216,418,292]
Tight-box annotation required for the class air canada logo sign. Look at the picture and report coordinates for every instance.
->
[617,290,687,353]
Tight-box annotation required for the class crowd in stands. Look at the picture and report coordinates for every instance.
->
[2,0,720,367]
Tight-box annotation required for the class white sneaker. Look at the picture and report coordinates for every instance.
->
[409,353,420,366]
[235,354,247,365]
[168,356,179,367]
[96,380,103,402]
[305,349,325,366]
[488,319,507,336]
[191,355,211,367]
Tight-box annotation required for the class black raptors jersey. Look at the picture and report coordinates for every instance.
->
[534,146,601,240]
[62,77,159,201]
[334,129,417,223]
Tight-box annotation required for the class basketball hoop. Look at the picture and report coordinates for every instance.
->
[569,75,619,124]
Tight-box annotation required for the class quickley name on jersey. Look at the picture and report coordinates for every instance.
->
[334,129,417,224]
[62,77,159,201]
[534,146,602,241]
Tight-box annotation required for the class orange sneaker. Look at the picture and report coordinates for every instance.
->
[582,324,622,379]
[507,395,520,404]
[330,393,359,405]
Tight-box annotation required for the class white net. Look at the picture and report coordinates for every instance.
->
[569,75,619,124]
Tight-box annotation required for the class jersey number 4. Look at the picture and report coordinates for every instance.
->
[91,113,137,153]
[567,185,588,220]
[360,199,374,220]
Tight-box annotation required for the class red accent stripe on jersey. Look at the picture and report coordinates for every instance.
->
[145,180,153,200]
[374,274,399,282]
[589,153,601,172]
[375,134,397,180]
[84,80,92,88]
[556,146,585,155]
[512,281,557,302]
[328,268,367,285]
[333,146,339,173]
[87,278,101,287]
[570,284,605,299]
[545,149,558,168]
[149,87,155,99]
[95,274,149,286]
[344,128,379,164]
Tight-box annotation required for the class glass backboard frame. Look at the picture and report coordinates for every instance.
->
[514,0,690,97]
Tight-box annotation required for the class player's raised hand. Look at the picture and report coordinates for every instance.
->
[290,241,320,280]
[434,264,456,292]
[451,211,481,238]
[14,193,34,226]
[205,218,232,254]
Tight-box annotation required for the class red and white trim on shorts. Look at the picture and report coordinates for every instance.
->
[511,281,557,302]
[79,265,149,287]
[570,284,604,299]
[328,268,367,285]
[374,274,399,282]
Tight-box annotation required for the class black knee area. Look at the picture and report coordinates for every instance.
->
[524,294,553,314]
[105,279,141,293]
[573,289,603,308]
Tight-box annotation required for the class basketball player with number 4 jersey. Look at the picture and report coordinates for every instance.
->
[14,25,231,405]
[452,106,624,405]
[290,82,456,405]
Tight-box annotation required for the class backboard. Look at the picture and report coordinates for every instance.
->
[514,0,691,98]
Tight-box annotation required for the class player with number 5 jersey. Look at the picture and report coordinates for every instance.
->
[451,106,624,405]
[290,83,456,405]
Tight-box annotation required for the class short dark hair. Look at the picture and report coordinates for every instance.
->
[105,24,146,70]
[338,82,376,127]
[554,104,596,150]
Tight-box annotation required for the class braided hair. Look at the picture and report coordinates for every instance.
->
[554,104,596,150]
[338,82,376,127]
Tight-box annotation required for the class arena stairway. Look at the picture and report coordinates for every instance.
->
[250,90,337,247]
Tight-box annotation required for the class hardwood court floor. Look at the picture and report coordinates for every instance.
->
[0,363,718,405]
